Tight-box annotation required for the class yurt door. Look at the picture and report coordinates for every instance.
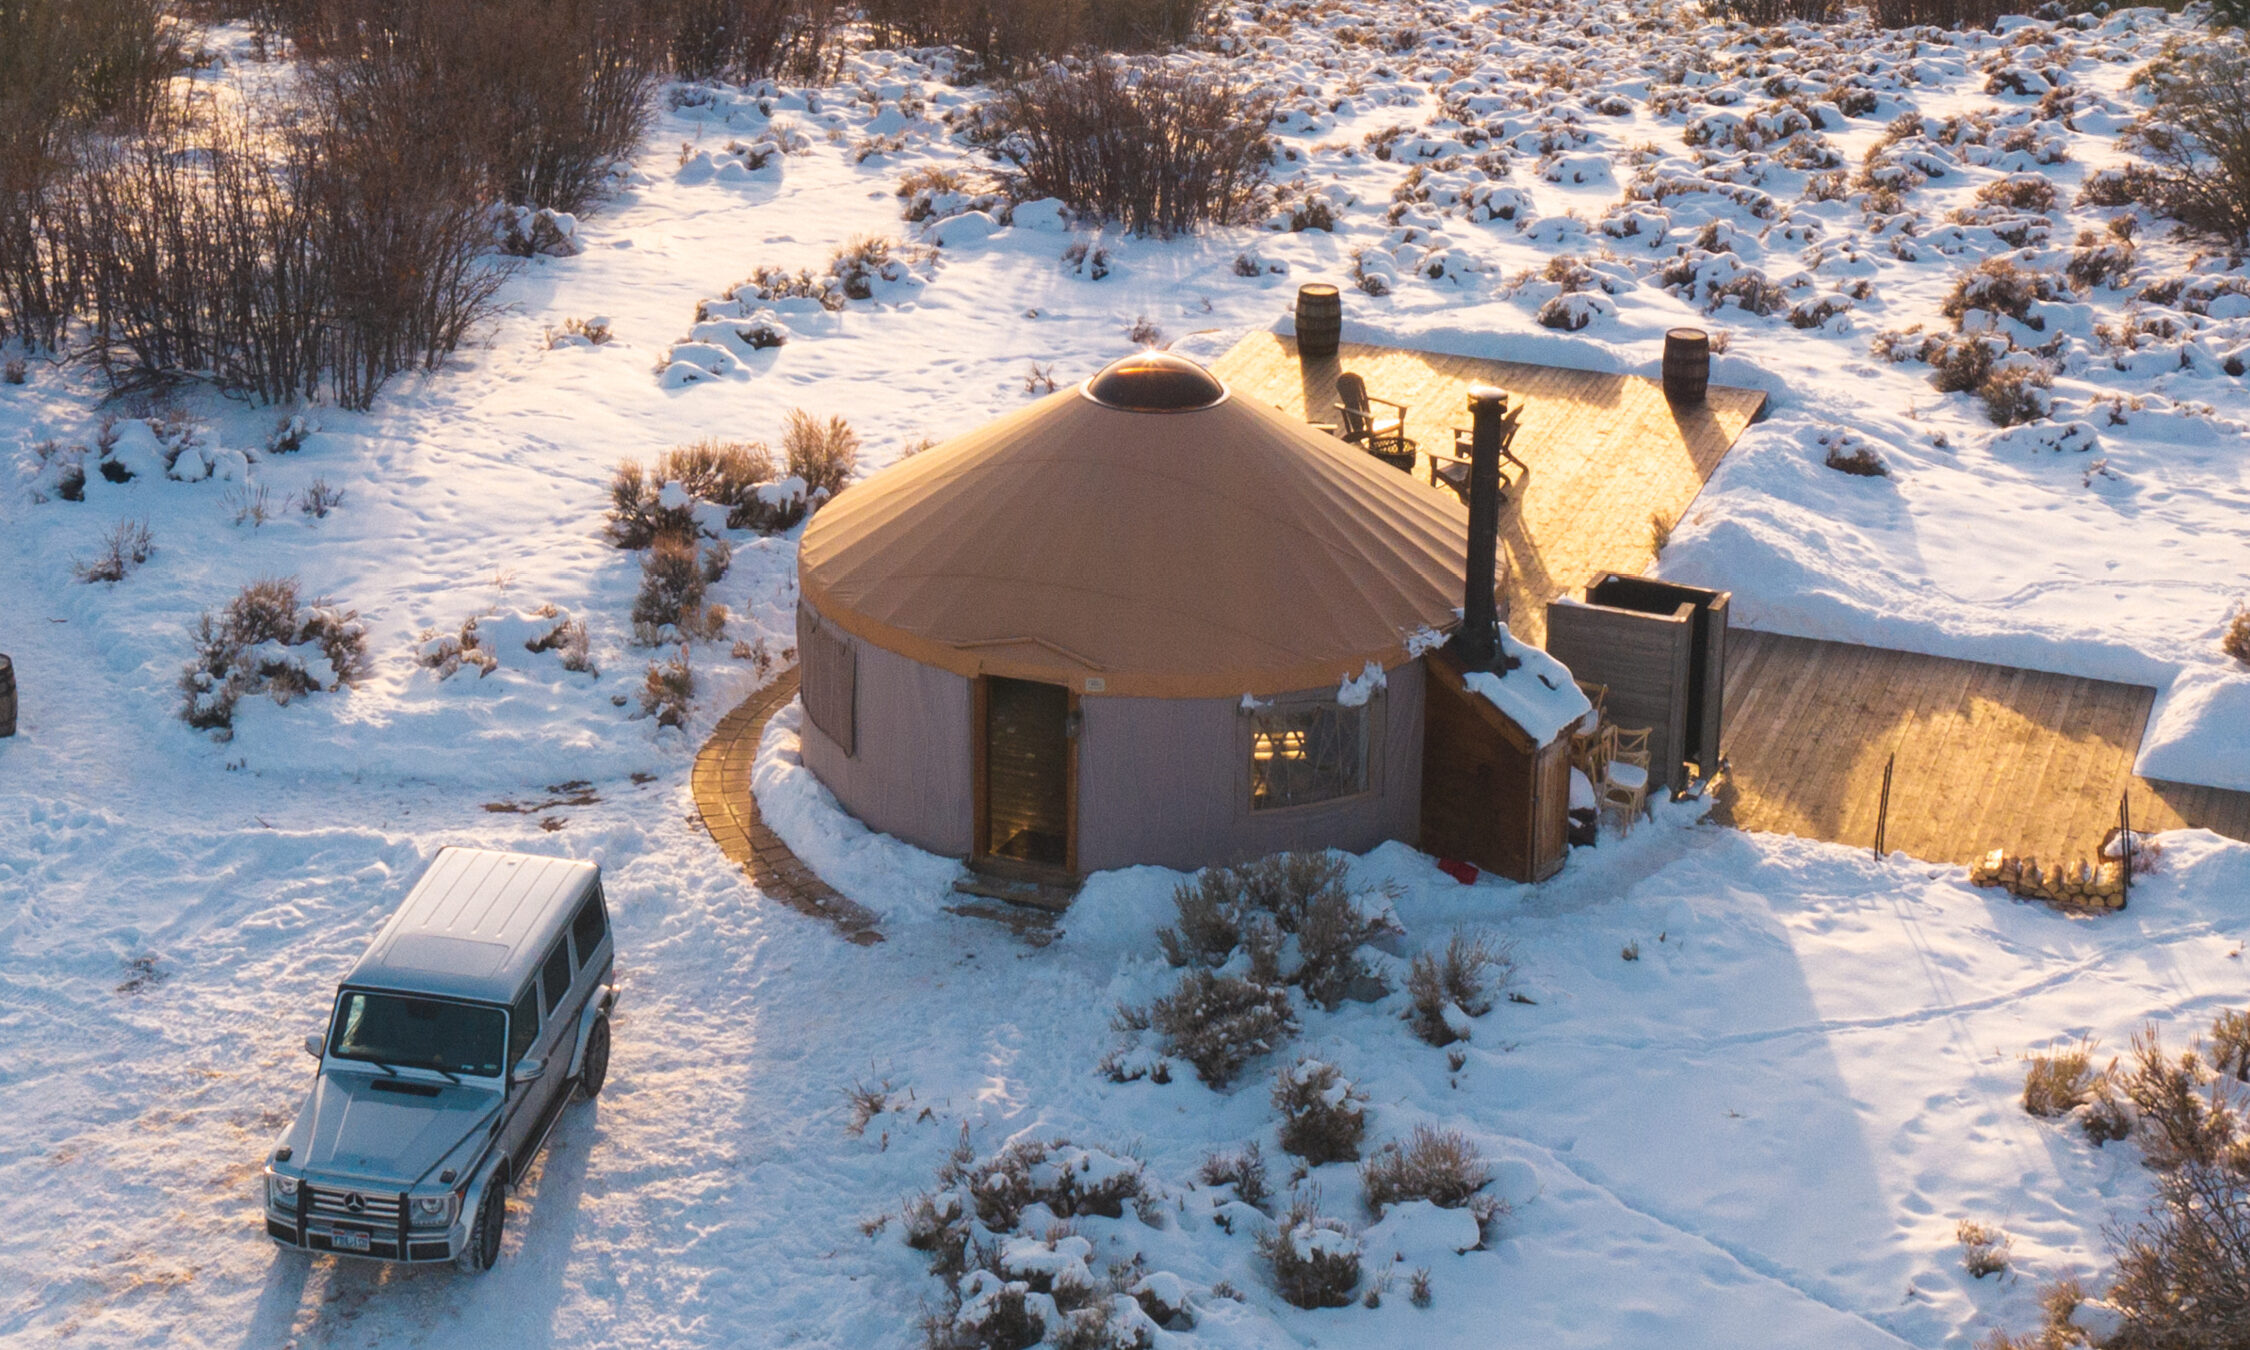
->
[976,676,1077,873]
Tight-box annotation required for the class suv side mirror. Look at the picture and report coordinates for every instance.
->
[303,1033,324,1059]
[512,1057,546,1083]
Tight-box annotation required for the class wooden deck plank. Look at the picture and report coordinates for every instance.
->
[1713,632,2250,864]
[1210,333,1765,647]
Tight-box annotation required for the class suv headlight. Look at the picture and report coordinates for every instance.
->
[411,1194,455,1227]
[267,1173,298,1205]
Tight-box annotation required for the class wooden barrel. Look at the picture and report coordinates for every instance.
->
[1663,328,1710,405]
[0,653,14,738]
[1295,284,1341,357]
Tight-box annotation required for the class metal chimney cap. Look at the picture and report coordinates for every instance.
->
[1467,384,1509,407]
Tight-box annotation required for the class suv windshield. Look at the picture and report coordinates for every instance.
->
[329,991,506,1079]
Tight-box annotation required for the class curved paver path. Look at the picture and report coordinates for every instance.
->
[692,668,883,945]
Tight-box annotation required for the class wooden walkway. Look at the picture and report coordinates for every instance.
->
[1211,334,1766,648]
[1708,631,2250,864]
[692,669,883,945]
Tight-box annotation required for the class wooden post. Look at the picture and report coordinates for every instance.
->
[2120,790,2132,906]
[1874,752,1895,859]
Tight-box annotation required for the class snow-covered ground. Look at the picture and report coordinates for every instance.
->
[4,1,2249,1345]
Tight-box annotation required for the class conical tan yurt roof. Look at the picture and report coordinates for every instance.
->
[798,353,1481,700]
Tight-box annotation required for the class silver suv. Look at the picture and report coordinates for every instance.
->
[261,848,617,1273]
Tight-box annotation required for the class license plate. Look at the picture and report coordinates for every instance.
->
[332,1229,372,1253]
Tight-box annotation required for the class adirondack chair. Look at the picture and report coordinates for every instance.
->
[1426,395,1529,506]
[1334,372,1416,472]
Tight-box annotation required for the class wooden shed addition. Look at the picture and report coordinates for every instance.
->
[1418,646,1580,884]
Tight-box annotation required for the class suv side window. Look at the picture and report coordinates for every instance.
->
[570,888,607,970]
[508,984,540,1068]
[539,938,572,1017]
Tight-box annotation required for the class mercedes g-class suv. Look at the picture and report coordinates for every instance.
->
[261,847,616,1272]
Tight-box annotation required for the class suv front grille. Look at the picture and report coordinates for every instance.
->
[307,1184,404,1226]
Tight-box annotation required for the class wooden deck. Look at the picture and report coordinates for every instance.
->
[1211,333,1766,647]
[1708,631,2250,863]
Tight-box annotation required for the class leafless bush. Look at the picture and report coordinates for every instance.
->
[639,647,694,727]
[1198,1142,1269,1210]
[784,408,859,500]
[973,57,1275,237]
[178,576,368,736]
[226,483,276,528]
[547,315,612,347]
[0,0,179,349]
[1132,971,1296,1088]
[1274,1058,1369,1165]
[1958,1219,2012,1279]
[2133,41,2250,246]
[1925,333,2004,394]
[1980,1275,2091,1350]
[3,358,23,383]
[60,95,507,409]
[864,0,1219,70]
[1409,1267,1433,1308]
[298,0,663,216]
[1258,1193,1360,1309]
[661,0,840,83]
[73,516,152,584]
[2223,607,2250,666]
[632,536,728,644]
[2066,228,2137,292]
[1361,1126,1495,1221]
[1407,932,1515,1047]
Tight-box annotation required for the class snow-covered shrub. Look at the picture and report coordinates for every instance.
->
[1975,173,2059,216]
[1819,431,1888,477]
[1197,1143,1269,1210]
[610,439,803,545]
[546,314,611,347]
[632,536,727,645]
[1958,1219,2011,1279]
[2066,226,2137,292]
[1941,257,2066,328]
[2133,40,2250,246]
[1922,332,2005,394]
[898,166,1001,223]
[971,57,1274,236]
[638,647,694,728]
[827,235,905,301]
[178,577,368,736]
[1979,362,2054,427]
[1273,1058,1368,1165]
[783,408,859,500]
[73,517,152,584]
[1156,852,1396,1010]
[1258,1195,1360,1309]
[2023,1038,2099,1117]
[416,618,498,679]
[1361,1127,1497,1223]
[1406,931,1514,1047]
[1124,972,1297,1088]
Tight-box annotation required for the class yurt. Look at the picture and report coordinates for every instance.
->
[794,351,1520,878]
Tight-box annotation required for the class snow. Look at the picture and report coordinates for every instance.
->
[4,4,2249,1348]
[1461,625,1595,746]
[1337,659,1387,707]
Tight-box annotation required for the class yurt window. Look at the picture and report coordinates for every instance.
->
[1248,700,1368,810]
[801,611,857,756]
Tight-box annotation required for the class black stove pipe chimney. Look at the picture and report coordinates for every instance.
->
[1450,385,1508,672]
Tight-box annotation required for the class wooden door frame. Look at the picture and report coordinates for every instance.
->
[970,674,1080,879]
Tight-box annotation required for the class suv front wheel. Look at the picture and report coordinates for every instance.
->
[577,1015,611,1100]
[457,1180,506,1274]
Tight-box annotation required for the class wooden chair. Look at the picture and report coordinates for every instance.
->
[1598,724,1654,836]
[1568,682,1609,780]
[1334,372,1416,472]
[1427,397,1529,505]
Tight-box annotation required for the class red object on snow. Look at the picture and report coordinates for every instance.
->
[1436,858,1480,885]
